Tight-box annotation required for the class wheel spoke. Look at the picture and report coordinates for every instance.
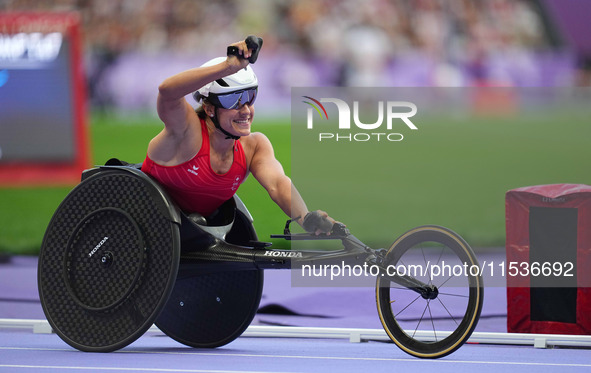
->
[437,297,460,326]
[393,293,422,318]
[428,301,438,341]
[412,300,430,338]
[420,245,432,286]
[437,291,469,298]
[436,274,456,288]
[435,245,445,267]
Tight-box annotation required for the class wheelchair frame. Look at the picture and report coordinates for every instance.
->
[38,165,483,358]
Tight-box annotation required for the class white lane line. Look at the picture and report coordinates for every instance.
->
[1,346,591,368]
[0,366,297,373]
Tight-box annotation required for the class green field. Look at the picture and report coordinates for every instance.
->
[1,109,590,255]
[290,109,591,250]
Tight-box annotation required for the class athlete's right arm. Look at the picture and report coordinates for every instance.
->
[156,42,251,135]
[156,62,233,135]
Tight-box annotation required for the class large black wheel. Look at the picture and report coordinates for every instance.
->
[155,209,264,348]
[38,168,180,352]
[154,270,263,348]
[376,226,483,358]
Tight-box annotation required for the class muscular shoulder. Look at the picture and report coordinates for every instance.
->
[241,132,275,168]
[241,131,272,153]
[147,115,203,165]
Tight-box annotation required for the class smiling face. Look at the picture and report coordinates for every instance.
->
[219,102,255,137]
[204,100,255,138]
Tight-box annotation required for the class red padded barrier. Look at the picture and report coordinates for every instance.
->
[506,184,591,334]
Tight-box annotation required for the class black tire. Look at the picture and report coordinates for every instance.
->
[376,225,483,358]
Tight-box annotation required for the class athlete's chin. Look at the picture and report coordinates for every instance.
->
[232,121,252,135]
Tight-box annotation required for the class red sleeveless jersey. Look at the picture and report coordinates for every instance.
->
[141,119,248,216]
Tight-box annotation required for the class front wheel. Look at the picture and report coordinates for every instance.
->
[376,226,483,358]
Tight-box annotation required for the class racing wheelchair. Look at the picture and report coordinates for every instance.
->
[38,164,483,359]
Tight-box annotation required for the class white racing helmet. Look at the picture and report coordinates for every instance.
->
[193,57,258,139]
[192,56,258,108]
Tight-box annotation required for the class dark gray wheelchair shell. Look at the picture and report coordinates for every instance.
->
[37,165,263,352]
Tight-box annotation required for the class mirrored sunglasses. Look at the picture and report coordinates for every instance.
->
[208,88,258,110]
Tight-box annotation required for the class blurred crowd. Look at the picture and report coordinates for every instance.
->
[3,0,585,111]
[1,0,550,63]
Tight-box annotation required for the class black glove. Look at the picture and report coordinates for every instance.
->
[302,211,334,233]
[227,35,263,64]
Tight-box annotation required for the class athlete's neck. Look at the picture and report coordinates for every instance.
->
[205,120,236,156]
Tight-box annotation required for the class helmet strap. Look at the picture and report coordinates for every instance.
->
[211,107,240,140]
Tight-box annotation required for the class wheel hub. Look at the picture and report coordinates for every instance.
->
[421,284,439,300]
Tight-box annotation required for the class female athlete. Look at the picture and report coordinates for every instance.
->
[141,38,334,234]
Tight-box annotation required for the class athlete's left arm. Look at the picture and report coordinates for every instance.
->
[248,133,310,226]
[249,133,336,233]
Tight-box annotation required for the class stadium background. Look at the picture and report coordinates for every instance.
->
[0,0,590,255]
